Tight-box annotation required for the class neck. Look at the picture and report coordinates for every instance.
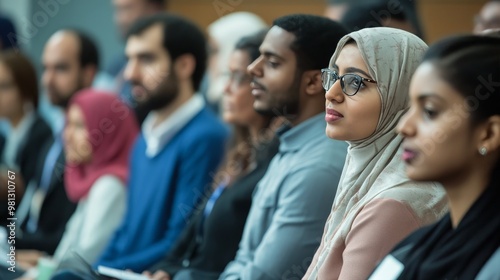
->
[248,117,269,144]
[153,84,193,128]
[9,112,26,129]
[442,166,490,228]
[289,99,324,126]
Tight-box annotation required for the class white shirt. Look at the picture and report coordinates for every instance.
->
[53,175,126,265]
[142,94,204,158]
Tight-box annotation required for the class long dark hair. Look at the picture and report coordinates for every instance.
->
[0,50,38,109]
[211,30,275,189]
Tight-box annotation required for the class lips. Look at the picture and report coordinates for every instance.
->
[131,85,147,102]
[251,80,266,97]
[325,108,344,122]
[402,147,418,163]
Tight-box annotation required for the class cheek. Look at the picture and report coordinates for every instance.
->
[143,64,168,90]
[57,72,76,89]
[362,96,382,135]
[74,131,92,157]
[0,91,22,115]
[267,68,295,93]
[407,123,472,180]
[233,88,253,110]
[347,93,381,139]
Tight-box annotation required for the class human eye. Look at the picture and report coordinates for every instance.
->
[266,59,279,68]
[55,64,69,72]
[422,104,439,119]
[345,75,364,89]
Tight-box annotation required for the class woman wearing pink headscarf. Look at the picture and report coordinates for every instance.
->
[54,89,139,266]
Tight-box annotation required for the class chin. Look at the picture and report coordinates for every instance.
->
[222,114,233,124]
[325,125,344,140]
[404,166,428,182]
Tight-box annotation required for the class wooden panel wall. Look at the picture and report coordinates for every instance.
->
[168,0,489,44]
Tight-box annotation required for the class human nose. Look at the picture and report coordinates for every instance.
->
[247,56,263,78]
[325,76,344,103]
[397,108,417,138]
[123,59,140,82]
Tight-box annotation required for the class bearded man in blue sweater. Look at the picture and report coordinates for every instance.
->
[92,14,228,272]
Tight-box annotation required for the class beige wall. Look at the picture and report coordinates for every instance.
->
[168,0,489,44]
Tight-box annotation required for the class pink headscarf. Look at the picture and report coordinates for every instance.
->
[64,89,139,202]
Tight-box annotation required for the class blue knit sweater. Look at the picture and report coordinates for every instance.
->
[95,107,228,272]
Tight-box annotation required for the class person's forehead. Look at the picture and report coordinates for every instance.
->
[44,32,80,63]
[260,26,296,57]
[126,23,164,55]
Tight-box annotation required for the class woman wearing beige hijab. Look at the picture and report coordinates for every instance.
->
[302,28,448,280]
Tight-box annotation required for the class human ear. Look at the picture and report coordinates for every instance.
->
[477,115,500,154]
[82,65,97,88]
[303,70,324,96]
[174,54,196,82]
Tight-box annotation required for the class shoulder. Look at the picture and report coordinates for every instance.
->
[180,109,228,148]
[191,107,227,132]
[27,115,53,144]
[89,175,126,197]
[347,199,423,245]
[358,198,421,225]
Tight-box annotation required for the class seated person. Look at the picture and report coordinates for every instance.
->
[303,27,447,280]
[371,34,500,280]
[4,29,101,272]
[93,13,228,273]
[220,15,349,280]
[0,50,53,216]
[15,89,139,278]
[144,30,280,280]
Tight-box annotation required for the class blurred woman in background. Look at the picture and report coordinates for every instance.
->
[0,50,52,209]
[204,12,267,113]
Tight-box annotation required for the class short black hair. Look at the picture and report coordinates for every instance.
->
[341,1,408,32]
[273,14,348,70]
[66,29,100,70]
[127,13,207,91]
[234,29,268,62]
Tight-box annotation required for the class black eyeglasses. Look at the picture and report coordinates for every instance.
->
[321,68,377,96]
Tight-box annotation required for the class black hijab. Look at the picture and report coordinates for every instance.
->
[397,168,500,279]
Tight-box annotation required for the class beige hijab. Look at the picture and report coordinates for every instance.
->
[306,28,448,278]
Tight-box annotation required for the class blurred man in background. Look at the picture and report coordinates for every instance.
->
[107,0,167,124]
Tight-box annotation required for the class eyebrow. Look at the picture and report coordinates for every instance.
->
[344,67,373,79]
[417,93,445,102]
[331,64,373,79]
[261,50,284,61]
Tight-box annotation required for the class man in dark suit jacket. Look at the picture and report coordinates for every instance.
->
[12,29,101,269]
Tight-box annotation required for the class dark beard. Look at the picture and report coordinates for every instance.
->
[50,80,86,109]
[254,73,301,119]
[135,73,179,113]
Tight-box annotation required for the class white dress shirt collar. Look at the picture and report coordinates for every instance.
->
[142,94,205,158]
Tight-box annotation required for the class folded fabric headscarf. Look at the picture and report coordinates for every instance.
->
[64,89,139,202]
[307,27,447,279]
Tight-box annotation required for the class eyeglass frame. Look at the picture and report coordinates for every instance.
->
[321,68,377,96]
[224,70,253,90]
